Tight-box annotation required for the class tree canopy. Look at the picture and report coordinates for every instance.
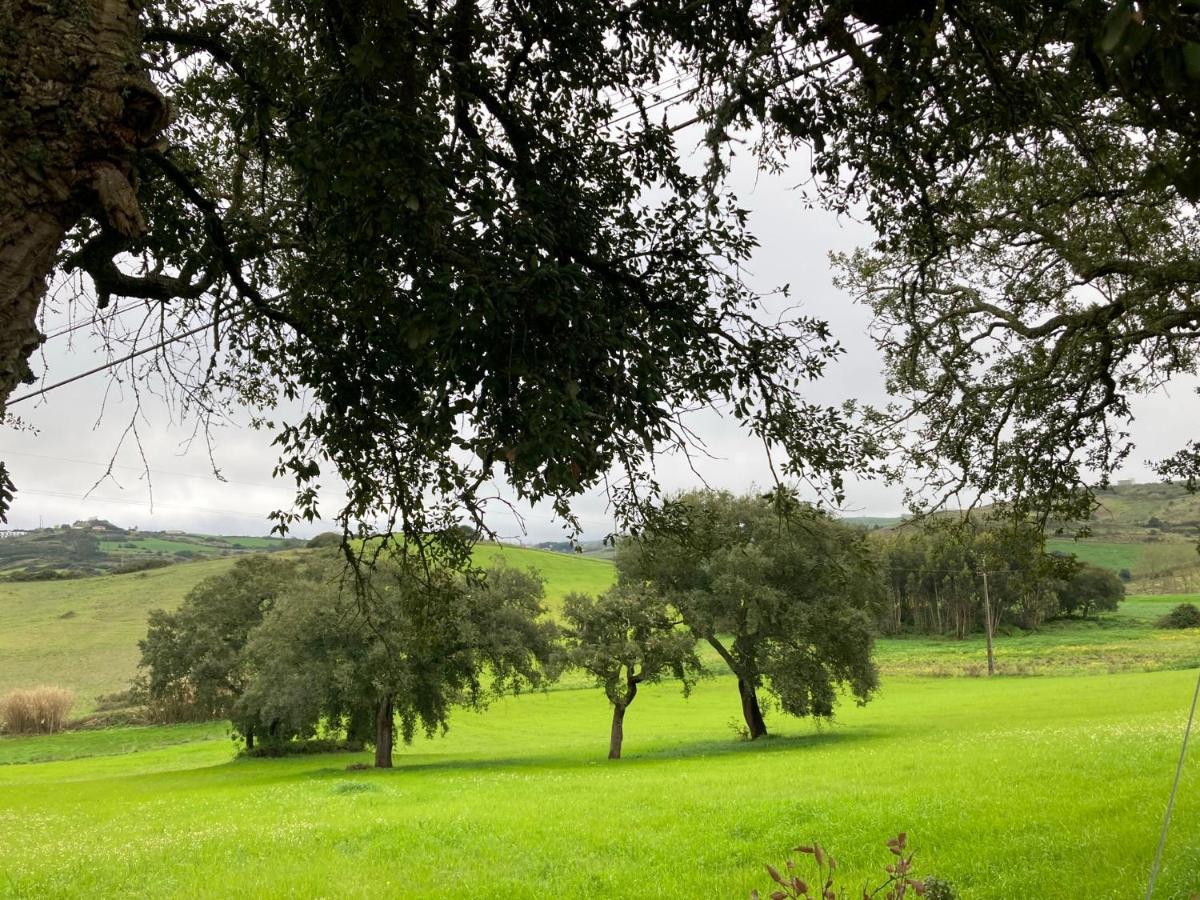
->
[238,556,557,767]
[6,1,1198,537]
[3,0,882,544]
[138,553,303,733]
[617,489,881,739]
[562,585,702,759]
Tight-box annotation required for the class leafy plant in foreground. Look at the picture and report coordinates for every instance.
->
[751,834,956,900]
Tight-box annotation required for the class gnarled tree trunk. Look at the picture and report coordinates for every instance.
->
[737,676,768,740]
[608,678,637,760]
[0,0,167,413]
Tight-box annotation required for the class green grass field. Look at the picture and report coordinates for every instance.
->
[1,669,1197,898]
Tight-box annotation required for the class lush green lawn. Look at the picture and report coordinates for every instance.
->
[473,542,615,611]
[1,669,1198,898]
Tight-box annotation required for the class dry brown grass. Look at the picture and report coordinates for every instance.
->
[0,686,75,734]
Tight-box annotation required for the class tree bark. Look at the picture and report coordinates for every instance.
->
[608,678,637,759]
[737,677,768,739]
[374,695,394,769]
[0,0,167,412]
[245,726,254,751]
[609,702,627,760]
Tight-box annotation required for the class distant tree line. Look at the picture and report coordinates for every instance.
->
[875,522,1125,636]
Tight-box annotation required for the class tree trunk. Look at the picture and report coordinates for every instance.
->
[737,677,768,739]
[245,726,254,751]
[374,695,394,769]
[608,678,637,759]
[609,702,627,760]
[1,0,167,412]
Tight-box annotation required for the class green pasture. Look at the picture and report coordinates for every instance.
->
[1,669,1198,898]
[0,557,240,712]
[1045,537,1144,573]
[99,537,225,556]
[874,594,1200,677]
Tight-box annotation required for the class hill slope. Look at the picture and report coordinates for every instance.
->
[0,543,615,712]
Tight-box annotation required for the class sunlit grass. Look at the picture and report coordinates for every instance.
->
[1,669,1197,898]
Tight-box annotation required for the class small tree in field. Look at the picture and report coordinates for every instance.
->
[563,586,702,759]
[1056,563,1125,619]
[237,559,558,767]
[619,490,881,740]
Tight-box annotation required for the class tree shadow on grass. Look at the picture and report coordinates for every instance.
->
[286,725,885,783]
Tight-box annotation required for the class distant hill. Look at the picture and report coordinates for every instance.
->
[1044,482,1200,592]
[1055,480,1200,538]
[0,520,305,581]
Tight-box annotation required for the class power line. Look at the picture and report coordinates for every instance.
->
[14,486,298,523]
[0,447,285,492]
[7,318,218,407]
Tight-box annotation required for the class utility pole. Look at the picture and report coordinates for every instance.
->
[981,570,995,676]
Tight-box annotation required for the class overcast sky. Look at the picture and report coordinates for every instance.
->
[2,157,1194,542]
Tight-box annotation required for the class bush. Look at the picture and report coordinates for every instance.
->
[4,568,82,582]
[306,531,342,549]
[1118,568,1133,583]
[1157,603,1200,630]
[242,738,365,758]
[109,558,173,575]
[0,686,75,734]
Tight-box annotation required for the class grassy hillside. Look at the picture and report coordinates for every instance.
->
[0,557,242,713]
[1,668,1198,897]
[0,543,615,713]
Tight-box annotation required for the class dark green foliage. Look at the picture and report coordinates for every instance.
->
[1156,603,1200,630]
[562,585,702,758]
[618,490,880,739]
[1057,564,1125,619]
[109,558,173,575]
[241,738,364,758]
[878,519,1084,635]
[138,554,302,724]
[32,0,883,555]
[236,557,559,765]
[305,532,341,549]
[1119,568,1133,583]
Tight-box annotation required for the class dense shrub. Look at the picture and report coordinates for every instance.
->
[110,558,173,575]
[242,738,365,758]
[305,532,342,549]
[5,568,83,582]
[1157,603,1200,630]
[1118,568,1133,583]
[0,686,75,734]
